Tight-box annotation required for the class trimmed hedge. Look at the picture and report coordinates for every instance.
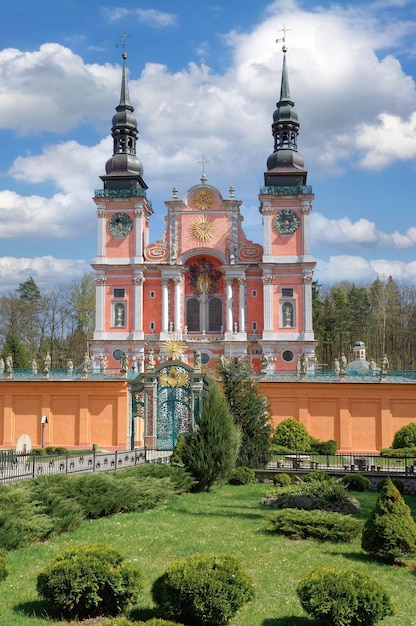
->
[229,466,256,485]
[267,508,363,542]
[152,553,255,625]
[37,543,143,619]
[106,620,185,626]
[341,474,370,492]
[297,567,394,625]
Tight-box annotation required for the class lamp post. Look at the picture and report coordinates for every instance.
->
[41,415,48,448]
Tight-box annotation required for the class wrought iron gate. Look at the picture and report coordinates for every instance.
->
[131,360,208,451]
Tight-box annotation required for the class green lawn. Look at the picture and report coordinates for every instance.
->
[2,484,416,626]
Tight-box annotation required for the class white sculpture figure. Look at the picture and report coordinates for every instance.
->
[82,352,90,374]
[340,353,347,376]
[147,348,155,369]
[43,352,51,374]
[120,352,128,374]
[193,350,201,370]
[32,359,38,375]
[67,359,74,375]
[260,353,268,374]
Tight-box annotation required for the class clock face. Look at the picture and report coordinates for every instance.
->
[108,212,133,238]
[273,210,300,235]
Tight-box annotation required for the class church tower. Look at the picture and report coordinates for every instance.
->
[90,53,153,370]
[258,43,317,370]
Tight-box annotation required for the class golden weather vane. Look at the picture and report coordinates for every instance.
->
[276,24,291,52]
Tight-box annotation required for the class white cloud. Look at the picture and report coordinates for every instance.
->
[315,255,416,283]
[103,7,177,28]
[357,112,416,169]
[311,213,392,251]
[0,44,119,133]
[0,256,90,292]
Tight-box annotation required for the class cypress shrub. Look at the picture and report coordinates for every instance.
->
[267,508,363,542]
[152,553,255,625]
[229,466,256,485]
[182,381,241,491]
[377,476,404,494]
[37,543,143,619]
[297,567,393,625]
[362,477,416,564]
[119,463,195,493]
[341,474,370,492]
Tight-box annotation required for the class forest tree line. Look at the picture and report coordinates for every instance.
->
[0,274,415,371]
[0,275,95,369]
[313,277,416,370]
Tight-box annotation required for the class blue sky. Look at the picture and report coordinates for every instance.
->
[0,0,416,291]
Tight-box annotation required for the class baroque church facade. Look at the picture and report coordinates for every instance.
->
[90,47,317,374]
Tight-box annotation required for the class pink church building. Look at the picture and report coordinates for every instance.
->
[90,47,317,374]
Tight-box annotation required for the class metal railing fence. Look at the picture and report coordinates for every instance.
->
[268,452,416,476]
[0,448,171,483]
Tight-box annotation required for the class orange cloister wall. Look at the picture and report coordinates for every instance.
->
[0,380,139,451]
[259,381,416,453]
[1,379,415,454]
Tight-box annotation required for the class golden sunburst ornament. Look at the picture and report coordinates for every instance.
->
[193,190,213,210]
[190,216,214,242]
[161,334,187,360]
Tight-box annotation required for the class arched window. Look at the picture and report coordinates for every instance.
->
[187,298,200,332]
[208,297,222,332]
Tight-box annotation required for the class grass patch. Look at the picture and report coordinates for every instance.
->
[1,484,416,625]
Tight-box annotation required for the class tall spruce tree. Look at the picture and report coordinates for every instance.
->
[219,359,273,468]
[182,380,241,491]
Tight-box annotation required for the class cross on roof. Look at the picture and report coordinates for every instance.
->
[276,24,291,51]
[198,155,210,176]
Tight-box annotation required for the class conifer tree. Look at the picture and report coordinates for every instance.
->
[219,359,273,468]
[182,380,241,491]
[361,477,416,564]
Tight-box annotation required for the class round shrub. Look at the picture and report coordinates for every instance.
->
[0,555,10,583]
[272,418,311,452]
[303,470,331,482]
[392,422,416,448]
[377,477,404,494]
[151,553,255,625]
[106,620,185,626]
[229,466,256,485]
[297,567,394,625]
[37,543,143,619]
[273,472,291,486]
[341,474,370,492]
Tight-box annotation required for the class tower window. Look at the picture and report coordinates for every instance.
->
[150,291,156,298]
[252,322,257,331]
[114,288,125,298]
[150,322,155,331]
[282,350,294,362]
[281,288,293,297]
[252,290,257,297]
